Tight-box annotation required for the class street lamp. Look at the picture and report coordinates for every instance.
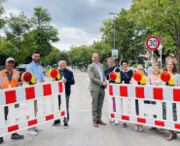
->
[108,12,118,50]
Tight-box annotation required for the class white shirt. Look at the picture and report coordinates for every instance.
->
[94,63,103,82]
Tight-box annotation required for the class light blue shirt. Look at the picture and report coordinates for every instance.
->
[26,61,44,83]
[94,63,103,82]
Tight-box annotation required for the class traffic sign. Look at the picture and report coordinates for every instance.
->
[112,49,118,59]
[146,36,160,51]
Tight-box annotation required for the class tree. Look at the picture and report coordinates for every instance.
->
[42,47,69,66]
[100,9,146,63]
[0,0,7,29]
[130,0,180,69]
[31,7,59,56]
[1,7,60,64]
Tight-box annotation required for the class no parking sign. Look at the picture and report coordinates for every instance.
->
[146,36,160,51]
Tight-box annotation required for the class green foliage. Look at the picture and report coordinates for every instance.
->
[1,1,180,69]
[130,0,180,55]
[0,7,59,65]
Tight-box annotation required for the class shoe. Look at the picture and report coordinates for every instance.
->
[0,137,4,144]
[27,129,38,136]
[166,132,177,141]
[121,123,127,128]
[134,125,139,131]
[98,120,106,126]
[11,133,24,140]
[149,127,156,130]
[64,123,69,129]
[138,125,144,132]
[33,127,40,132]
[114,121,119,125]
[92,122,98,128]
[157,129,164,134]
[52,120,61,127]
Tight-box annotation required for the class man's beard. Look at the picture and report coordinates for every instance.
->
[34,59,40,63]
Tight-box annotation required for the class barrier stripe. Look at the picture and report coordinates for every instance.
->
[0,81,64,106]
[25,87,35,100]
[109,84,180,102]
[137,118,146,124]
[155,120,165,127]
[108,84,180,132]
[174,124,180,130]
[5,90,16,104]
[8,125,19,132]
[153,88,163,100]
[135,87,144,98]
[61,111,65,116]
[0,111,66,136]
[121,115,130,121]
[28,119,37,126]
[111,113,115,118]
[58,82,63,93]
[120,86,128,97]
[173,89,180,101]
[109,85,113,96]
[43,84,52,96]
[46,114,54,121]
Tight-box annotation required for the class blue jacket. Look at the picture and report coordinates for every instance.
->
[59,68,75,96]
[104,67,120,83]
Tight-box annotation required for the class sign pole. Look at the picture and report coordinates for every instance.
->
[152,51,154,66]
[160,49,162,69]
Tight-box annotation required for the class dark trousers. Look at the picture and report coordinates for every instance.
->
[1,104,20,139]
[57,95,70,123]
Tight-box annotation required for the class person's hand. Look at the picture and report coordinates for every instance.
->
[18,82,22,87]
[155,82,160,86]
[39,80,45,83]
[102,81,107,87]
[178,82,180,86]
[63,78,67,83]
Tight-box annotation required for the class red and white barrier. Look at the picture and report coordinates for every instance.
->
[0,81,66,136]
[108,84,180,131]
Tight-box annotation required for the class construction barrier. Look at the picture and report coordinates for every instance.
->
[108,84,180,131]
[0,81,66,137]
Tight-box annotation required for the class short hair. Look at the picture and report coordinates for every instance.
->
[137,64,144,69]
[121,59,128,65]
[107,57,114,63]
[152,63,160,68]
[92,53,99,57]
[32,50,40,56]
[58,60,66,65]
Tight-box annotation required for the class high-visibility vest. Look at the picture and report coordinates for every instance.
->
[0,69,20,89]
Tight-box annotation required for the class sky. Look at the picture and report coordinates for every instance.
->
[2,0,132,51]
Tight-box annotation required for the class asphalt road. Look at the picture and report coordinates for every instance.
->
[1,69,180,146]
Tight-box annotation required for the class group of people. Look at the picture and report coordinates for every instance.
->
[88,53,180,141]
[0,51,75,144]
[0,51,179,144]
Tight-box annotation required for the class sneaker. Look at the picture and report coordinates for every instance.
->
[33,127,40,132]
[138,126,144,132]
[52,120,61,127]
[27,129,38,136]
[11,133,24,140]
[0,137,4,144]
[114,121,119,125]
[64,123,69,129]
[134,125,139,131]
[121,123,127,128]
